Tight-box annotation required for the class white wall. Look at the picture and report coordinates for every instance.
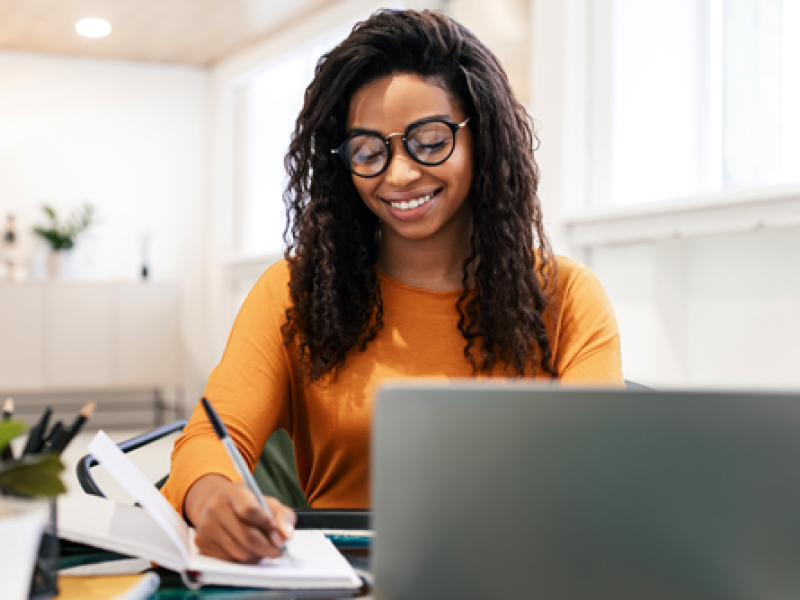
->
[0,51,210,407]
[589,226,800,390]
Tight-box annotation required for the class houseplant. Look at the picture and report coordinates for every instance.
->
[33,203,96,279]
[1,420,66,599]
[0,420,67,497]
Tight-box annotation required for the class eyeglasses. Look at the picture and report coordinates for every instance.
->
[331,116,471,178]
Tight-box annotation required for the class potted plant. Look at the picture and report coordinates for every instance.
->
[1,420,67,599]
[33,204,96,279]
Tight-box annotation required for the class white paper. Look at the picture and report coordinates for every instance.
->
[188,530,363,588]
[88,430,192,564]
[58,493,185,573]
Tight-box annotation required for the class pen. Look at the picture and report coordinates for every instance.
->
[42,421,64,453]
[1,398,14,461]
[53,402,96,454]
[22,406,52,457]
[200,397,295,560]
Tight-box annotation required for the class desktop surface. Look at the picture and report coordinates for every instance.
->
[373,383,800,600]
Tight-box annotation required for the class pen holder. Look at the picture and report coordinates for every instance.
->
[29,499,59,600]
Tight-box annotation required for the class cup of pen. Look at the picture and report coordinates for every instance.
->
[1,399,95,600]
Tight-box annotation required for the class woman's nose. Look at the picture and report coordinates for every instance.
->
[383,145,421,187]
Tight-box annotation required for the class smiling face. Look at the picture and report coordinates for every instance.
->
[345,74,474,245]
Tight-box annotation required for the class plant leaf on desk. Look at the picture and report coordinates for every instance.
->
[0,454,67,497]
[0,420,26,451]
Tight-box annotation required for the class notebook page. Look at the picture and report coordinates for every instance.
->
[58,493,185,573]
[88,430,191,565]
[188,530,362,589]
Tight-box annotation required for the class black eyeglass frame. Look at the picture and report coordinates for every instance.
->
[331,116,471,178]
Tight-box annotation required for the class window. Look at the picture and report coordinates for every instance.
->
[238,26,352,256]
[607,0,800,206]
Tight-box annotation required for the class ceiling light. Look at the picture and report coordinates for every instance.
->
[76,18,112,38]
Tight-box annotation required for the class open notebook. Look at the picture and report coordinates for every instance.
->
[58,430,362,591]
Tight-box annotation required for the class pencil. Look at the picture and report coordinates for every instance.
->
[2,397,13,421]
[1,398,14,460]
[53,401,96,454]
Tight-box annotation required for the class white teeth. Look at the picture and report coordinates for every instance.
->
[389,192,436,211]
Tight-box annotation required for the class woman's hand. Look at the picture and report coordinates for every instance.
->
[185,474,296,563]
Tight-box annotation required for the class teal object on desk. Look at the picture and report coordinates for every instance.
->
[326,534,371,549]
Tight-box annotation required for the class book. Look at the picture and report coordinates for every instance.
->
[58,430,362,591]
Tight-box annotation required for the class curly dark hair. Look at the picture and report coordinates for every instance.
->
[281,8,556,382]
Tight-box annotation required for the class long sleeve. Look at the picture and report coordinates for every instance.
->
[161,263,294,515]
[552,259,624,384]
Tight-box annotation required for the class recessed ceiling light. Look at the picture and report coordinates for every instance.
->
[76,18,112,38]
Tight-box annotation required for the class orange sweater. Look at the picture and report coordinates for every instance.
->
[162,256,623,512]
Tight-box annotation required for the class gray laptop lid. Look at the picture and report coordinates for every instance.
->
[372,383,800,600]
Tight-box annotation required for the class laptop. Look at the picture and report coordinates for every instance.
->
[372,382,800,600]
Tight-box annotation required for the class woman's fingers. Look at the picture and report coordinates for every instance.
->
[227,484,296,556]
[219,517,276,562]
[265,496,297,541]
[195,509,260,563]
[203,515,266,563]
[191,477,298,563]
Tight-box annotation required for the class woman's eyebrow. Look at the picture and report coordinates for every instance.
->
[346,113,453,137]
[346,126,382,137]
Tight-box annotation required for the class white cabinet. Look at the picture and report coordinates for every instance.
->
[0,282,180,391]
[47,285,113,388]
[0,285,45,388]
[115,284,179,386]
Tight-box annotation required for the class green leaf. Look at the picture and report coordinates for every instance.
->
[0,453,64,475]
[0,454,66,498]
[43,205,57,222]
[0,471,67,497]
[0,420,26,451]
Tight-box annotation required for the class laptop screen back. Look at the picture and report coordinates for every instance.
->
[372,383,800,600]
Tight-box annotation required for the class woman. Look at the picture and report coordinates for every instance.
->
[162,8,622,563]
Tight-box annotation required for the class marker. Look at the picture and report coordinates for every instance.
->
[53,402,96,454]
[42,421,64,453]
[22,406,52,457]
[200,397,295,560]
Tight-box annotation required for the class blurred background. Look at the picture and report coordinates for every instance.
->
[0,0,798,434]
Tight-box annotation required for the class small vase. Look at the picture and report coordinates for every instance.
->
[0,497,53,600]
[46,251,63,280]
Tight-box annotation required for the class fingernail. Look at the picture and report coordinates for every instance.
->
[270,530,285,549]
[283,521,294,537]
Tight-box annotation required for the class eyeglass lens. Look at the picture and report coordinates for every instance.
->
[345,121,456,176]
